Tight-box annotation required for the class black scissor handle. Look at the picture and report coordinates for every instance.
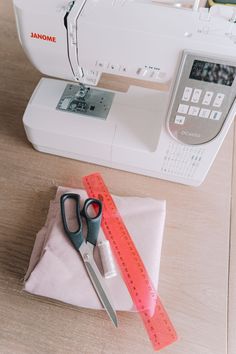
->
[60,193,83,249]
[81,198,102,246]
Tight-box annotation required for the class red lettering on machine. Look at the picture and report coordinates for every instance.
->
[30,32,56,43]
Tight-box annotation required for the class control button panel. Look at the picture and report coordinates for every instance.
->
[174,85,224,121]
[167,52,236,145]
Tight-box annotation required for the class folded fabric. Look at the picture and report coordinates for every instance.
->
[24,186,166,312]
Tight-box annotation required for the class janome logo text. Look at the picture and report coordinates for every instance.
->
[31,33,56,43]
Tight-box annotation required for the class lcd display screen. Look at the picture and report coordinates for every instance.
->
[190,60,236,86]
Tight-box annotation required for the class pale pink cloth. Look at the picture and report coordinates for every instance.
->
[24,186,166,311]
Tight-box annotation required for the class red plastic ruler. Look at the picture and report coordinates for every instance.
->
[83,173,177,351]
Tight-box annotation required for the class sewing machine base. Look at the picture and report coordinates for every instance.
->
[23,78,236,186]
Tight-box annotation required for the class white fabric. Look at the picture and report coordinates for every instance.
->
[24,186,166,312]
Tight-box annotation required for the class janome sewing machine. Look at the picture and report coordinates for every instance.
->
[13,0,236,185]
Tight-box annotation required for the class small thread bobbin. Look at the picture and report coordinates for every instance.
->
[98,240,117,279]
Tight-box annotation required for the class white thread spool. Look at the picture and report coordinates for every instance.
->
[98,240,117,279]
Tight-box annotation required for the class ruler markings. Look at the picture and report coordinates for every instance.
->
[83,173,177,351]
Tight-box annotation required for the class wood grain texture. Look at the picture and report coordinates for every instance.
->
[0,2,235,354]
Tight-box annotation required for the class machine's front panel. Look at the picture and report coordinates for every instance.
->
[167,52,236,145]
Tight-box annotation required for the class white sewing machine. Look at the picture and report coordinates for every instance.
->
[13,0,236,185]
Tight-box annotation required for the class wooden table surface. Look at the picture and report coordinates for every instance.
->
[0,2,235,354]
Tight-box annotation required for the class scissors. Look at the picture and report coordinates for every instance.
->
[60,193,118,327]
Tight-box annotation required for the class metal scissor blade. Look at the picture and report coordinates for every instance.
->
[83,254,118,327]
